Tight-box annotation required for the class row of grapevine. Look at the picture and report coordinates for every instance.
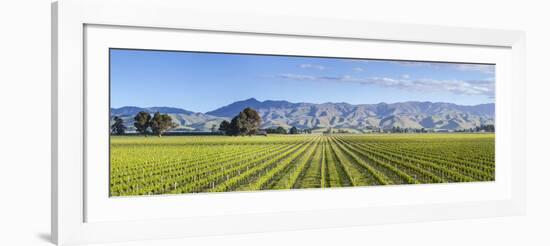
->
[109,133,495,196]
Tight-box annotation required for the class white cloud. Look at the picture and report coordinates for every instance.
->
[277,73,494,97]
[401,74,410,79]
[341,59,495,74]
[391,61,494,74]
[278,73,317,80]
[353,67,365,72]
[299,64,325,70]
[452,64,495,74]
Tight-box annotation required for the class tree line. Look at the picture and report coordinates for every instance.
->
[111,111,176,137]
[215,108,312,136]
[454,124,495,133]
[218,107,262,136]
[261,126,307,134]
[374,124,496,133]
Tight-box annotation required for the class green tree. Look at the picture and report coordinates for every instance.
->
[227,115,243,136]
[110,116,127,135]
[289,126,299,134]
[241,107,262,135]
[276,126,287,134]
[219,120,230,134]
[226,107,262,136]
[266,126,287,134]
[134,111,151,136]
[150,112,177,137]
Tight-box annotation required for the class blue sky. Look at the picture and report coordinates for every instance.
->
[110,49,495,113]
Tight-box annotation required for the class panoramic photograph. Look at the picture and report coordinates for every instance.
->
[109,48,495,197]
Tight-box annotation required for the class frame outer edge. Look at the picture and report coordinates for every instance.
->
[55,0,86,245]
[77,0,520,48]
[51,1,59,244]
[512,32,527,215]
[53,0,527,244]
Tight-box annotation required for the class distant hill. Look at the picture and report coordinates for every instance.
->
[110,106,229,132]
[111,99,494,132]
[205,98,295,118]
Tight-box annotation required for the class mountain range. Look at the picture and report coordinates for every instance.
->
[110,98,495,133]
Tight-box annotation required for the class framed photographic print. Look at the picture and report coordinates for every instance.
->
[52,0,526,245]
[108,49,497,196]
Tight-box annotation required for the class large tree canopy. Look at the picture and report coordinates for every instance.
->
[242,107,262,135]
[150,112,177,137]
[225,107,262,136]
[133,111,152,136]
[111,116,127,135]
[218,120,230,134]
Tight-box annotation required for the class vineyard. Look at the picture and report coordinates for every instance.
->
[110,134,495,196]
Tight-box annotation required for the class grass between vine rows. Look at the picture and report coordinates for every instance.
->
[109,133,495,197]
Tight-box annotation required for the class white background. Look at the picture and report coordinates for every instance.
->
[0,0,547,245]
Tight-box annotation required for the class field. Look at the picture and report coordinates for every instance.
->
[110,133,495,196]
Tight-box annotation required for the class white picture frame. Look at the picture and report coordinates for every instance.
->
[52,0,526,245]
